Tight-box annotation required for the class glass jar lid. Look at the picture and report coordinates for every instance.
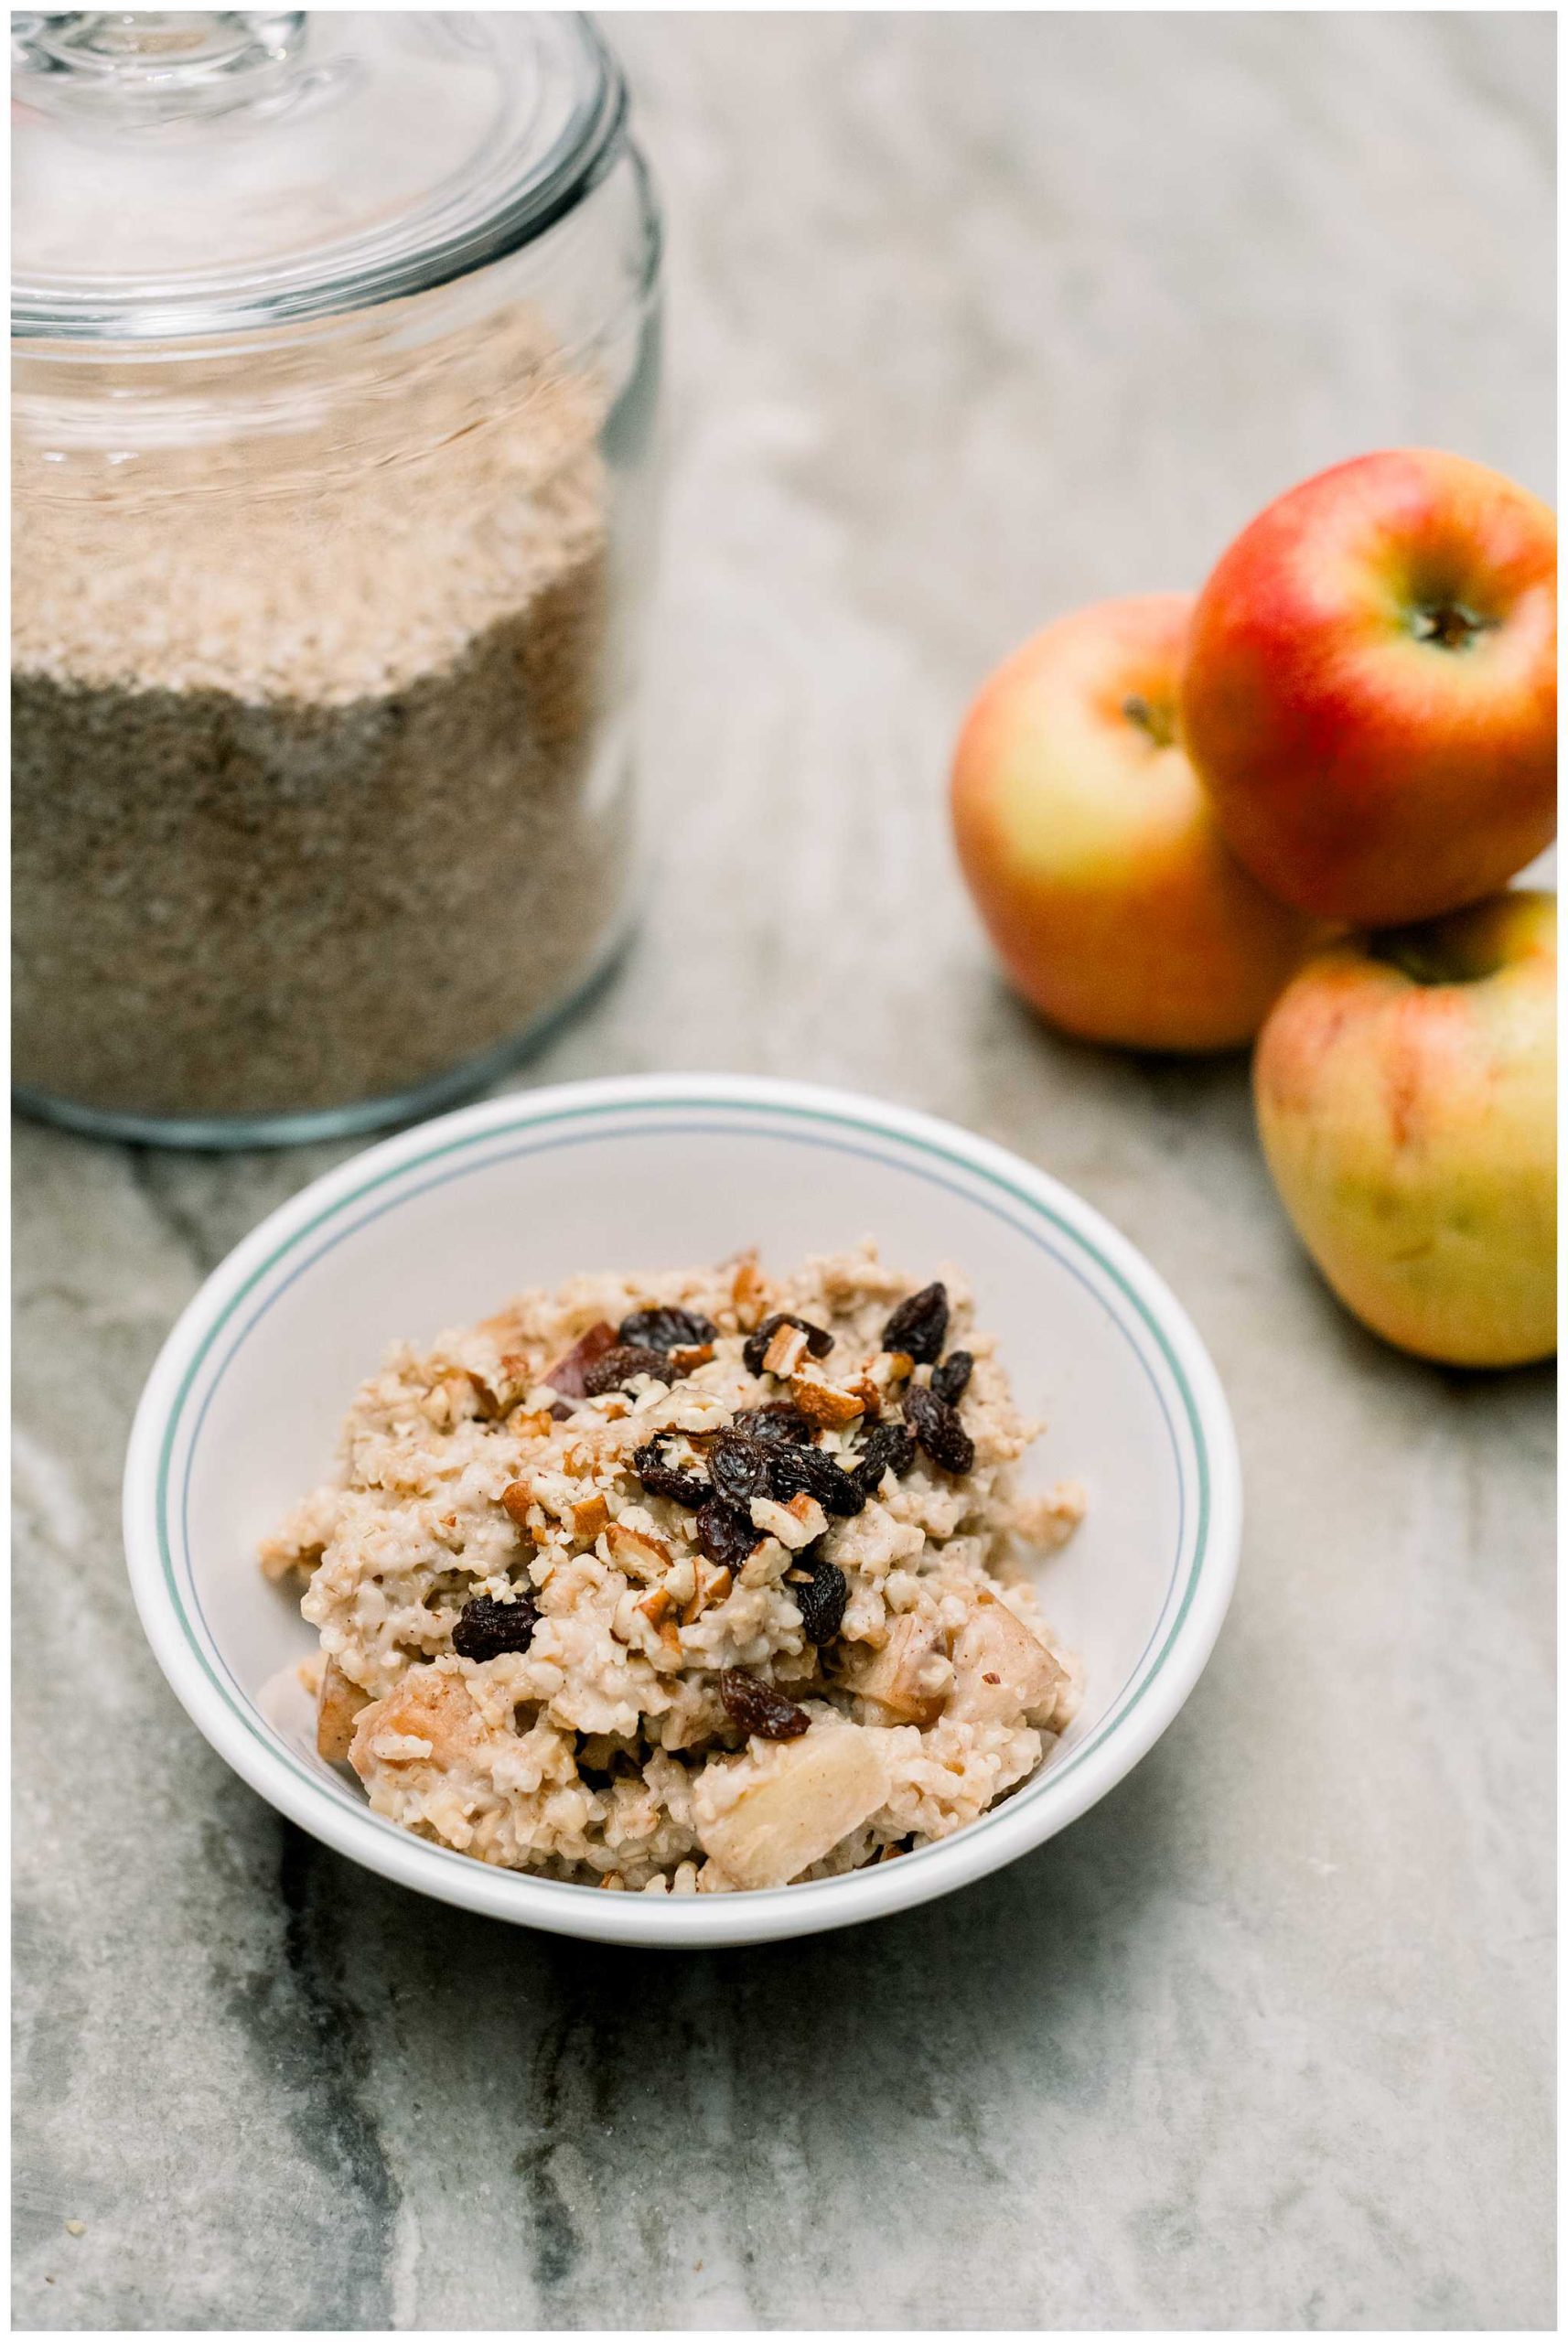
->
[11,9,626,339]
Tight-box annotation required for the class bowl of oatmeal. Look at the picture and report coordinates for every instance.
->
[124,1075,1240,1946]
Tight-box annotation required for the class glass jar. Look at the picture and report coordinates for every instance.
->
[12,9,660,1144]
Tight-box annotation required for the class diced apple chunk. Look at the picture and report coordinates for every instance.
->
[317,1656,371,1763]
[949,1596,1065,1725]
[838,1614,952,1724]
[349,1667,483,1777]
[694,1727,891,1889]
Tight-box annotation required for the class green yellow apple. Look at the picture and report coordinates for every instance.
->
[1253,889,1556,1367]
[1182,449,1557,926]
[950,594,1320,1052]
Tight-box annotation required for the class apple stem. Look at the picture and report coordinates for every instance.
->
[1412,604,1489,650]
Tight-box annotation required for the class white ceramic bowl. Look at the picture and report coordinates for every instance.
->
[124,1075,1240,1948]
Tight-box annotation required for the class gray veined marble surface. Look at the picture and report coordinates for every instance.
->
[12,13,1554,2331]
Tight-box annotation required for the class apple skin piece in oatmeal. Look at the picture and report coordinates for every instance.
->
[263,1243,1086,1893]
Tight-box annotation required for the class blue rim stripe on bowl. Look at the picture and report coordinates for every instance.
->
[155,1091,1213,1901]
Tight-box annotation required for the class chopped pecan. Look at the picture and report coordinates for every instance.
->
[460,1368,506,1420]
[510,1407,558,1439]
[570,1493,610,1542]
[789,1370,867,1429]
[663,1553,698,1606]
[730,1256,770,1331]
[681,1563,733,1626]
[749,1491,828,1550]
[763,1323,809,1378]
[605,1521,671,1583]
[743,1312,833,1377]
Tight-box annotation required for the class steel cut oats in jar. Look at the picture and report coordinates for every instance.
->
[12,10,661,1144]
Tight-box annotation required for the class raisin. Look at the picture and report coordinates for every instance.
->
[452,1590,541,1661]
[880,1283,949,1366]
[766,1442,865,1518]
[742,1312,834,1376]
[548,1401,575,1423]
[544,1319,618,1397]
[631,1433,709,1509]
[850,1419,917,1499]
[732,1402,814,1444]
[581,1342,685,1397]
[616,1305,718,1352]
[792,1551,849,1645]
[930,1349,973,1406]
[708,1431,776,1509]
[904,1380,976,1476]
[695,1499,762,1568]
[719,1668,811,1741]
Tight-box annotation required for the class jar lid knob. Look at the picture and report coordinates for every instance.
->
[12,10,306,121]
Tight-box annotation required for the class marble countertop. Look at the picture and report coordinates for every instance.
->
[13,15,1553,2330]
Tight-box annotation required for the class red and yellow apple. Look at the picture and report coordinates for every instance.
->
[1254,889,1556,1367]
[1181,449,1557,927]
[950,594,1320,1052]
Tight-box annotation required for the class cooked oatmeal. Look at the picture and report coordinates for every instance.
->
[264,1244,1085,1892]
